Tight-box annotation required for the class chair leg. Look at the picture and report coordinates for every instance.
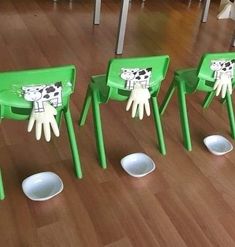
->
[177,82,192,151]
[159,81,176,115]
[202,91,215,108]
[64,108,83,178]
[0,169,5,200]
[79,87,92,126]
[91,90,107,169]
[151,97,166,155]
[225,93,235,139]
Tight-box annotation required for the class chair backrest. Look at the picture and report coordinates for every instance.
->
[105,55,169,101]
[0,65,76,120]
[196,52,235,92]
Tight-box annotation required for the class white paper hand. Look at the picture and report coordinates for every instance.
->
[126,85,151,120]
[28,102,60,142]
[213,73,232,98]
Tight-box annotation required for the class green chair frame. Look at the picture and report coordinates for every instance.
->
[79,55,170,168]
[160,52,235,151]
[0,65,82,199]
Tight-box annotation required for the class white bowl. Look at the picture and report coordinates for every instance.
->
[203,135,233,155]
[121,153,156,177]
[22,172,63,201]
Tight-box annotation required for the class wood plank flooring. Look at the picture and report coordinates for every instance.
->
[0,0,234,246]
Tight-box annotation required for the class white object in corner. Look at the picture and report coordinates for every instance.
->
[203,135,233,155]
[121,153,156,178]
[22,172,63,201]
[217,0,235,20]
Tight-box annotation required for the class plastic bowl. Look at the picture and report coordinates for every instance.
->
[203,135,233,155]
[22,172,63,201]
[120,153,156,177]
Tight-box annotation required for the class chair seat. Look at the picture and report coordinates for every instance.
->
[91,74,111,103]
[91,74,106,89]
[175,68,198,93]
[91,74,130,102]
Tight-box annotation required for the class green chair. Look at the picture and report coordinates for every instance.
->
[0,65,82,198]
[160,52,235,151]
[79,55,170,168]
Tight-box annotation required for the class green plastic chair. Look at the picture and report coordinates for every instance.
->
[79,55,170,168]
[160,52,235,151]
[0,65,82,199]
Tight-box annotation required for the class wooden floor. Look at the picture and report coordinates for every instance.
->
[0,0,235,246]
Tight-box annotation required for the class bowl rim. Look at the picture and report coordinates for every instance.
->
[203,135,233,155]
[22,171,63,201]
[120,152,156,178]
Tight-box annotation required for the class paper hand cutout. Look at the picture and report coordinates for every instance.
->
[121,68,152,90]
[126,84,151,120]
[28,102,60,142]
[22,82,62,113]
[213,73,232,98]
